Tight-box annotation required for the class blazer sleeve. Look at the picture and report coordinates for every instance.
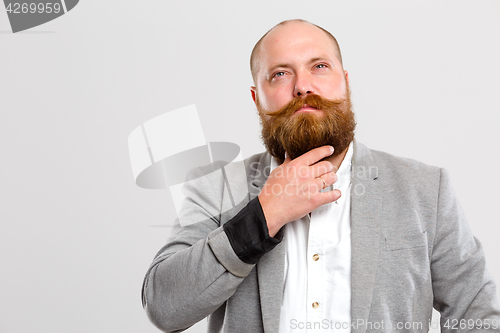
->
[431,168,500,332]
[141,161,280,332]
[140,163,255,332]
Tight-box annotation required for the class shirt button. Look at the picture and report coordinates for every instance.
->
[312,302,319,309]
[312,254,320,261]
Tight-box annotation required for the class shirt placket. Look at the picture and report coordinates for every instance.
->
[307,203,330,332]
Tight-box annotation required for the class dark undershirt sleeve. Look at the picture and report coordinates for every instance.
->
[223,196,283,265]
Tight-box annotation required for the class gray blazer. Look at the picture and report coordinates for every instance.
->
[142,141,500,332]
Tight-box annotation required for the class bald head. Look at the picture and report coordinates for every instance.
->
[250,19,343,83]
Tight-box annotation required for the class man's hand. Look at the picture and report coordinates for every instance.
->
[258,146,341,237]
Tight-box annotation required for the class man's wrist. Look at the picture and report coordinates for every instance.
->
[223,197,282,264]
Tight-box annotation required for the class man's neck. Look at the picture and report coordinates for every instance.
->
[325,146,349,172]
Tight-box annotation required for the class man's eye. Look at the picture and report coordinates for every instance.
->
[316,64,327,69]
[273,71,285,78]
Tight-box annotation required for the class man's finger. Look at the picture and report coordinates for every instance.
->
[317,189,342,205]
[296,145,334,166]
[315,172,337,191]
[318,171,338,187]
[311,161,334,178]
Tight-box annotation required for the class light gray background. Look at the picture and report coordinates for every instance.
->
[1,1,499,332]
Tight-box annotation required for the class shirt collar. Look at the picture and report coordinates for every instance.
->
[335,141,353,190]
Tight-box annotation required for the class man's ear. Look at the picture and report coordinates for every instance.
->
[250,86,257,104]
[344,70,349,86]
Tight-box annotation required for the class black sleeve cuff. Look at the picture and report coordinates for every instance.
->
[223,197,283,264]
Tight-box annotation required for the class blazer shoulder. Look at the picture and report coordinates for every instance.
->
[372,148,440,173]
[354,142,442,190]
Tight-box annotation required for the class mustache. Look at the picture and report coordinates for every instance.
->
[266,94,346,118]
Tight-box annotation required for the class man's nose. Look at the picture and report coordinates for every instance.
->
[293,74,315,97]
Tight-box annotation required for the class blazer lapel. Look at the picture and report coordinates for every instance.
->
[249,152,286,333]
[350,141,383,333]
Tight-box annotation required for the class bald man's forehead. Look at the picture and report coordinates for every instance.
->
[251,20,342,82]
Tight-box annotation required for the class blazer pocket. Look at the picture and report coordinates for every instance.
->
[385,231,428,251]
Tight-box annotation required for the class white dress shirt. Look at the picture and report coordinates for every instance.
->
[277,142,353,332]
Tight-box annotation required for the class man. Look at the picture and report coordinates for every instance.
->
[142,20,500,332]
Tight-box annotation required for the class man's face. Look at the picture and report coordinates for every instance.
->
[251,21,355,162]
[251,21,349,116]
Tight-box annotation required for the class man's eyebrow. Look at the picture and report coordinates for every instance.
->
[267,63,290,72]
[308,56,331,64]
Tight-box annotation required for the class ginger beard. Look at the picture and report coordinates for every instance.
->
[258,87,356,164]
